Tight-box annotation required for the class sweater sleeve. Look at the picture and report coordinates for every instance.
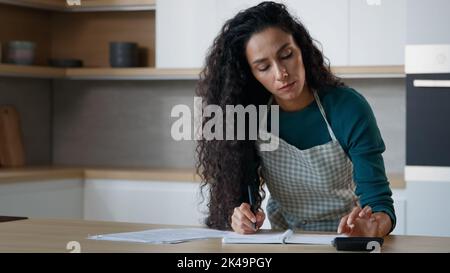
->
[338,90,396,232]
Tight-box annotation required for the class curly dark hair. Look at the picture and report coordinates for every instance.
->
[196,1,345,230]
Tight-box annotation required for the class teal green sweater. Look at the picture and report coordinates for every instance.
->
[264,86,396,230]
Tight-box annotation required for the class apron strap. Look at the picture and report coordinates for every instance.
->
[312,90,337,141]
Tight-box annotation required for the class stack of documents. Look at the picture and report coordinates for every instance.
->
[88,228,230,244]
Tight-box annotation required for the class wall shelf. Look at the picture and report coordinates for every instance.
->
[332,65,405,79]
[0,0,155,12]
[0,64,65,78]
[0,64,404,80]
[65,67,201,80]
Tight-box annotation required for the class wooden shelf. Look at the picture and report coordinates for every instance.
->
[0,64,65,78]
[0,65,404,80]
[65,0,156,12]
[65,67,201,80]
[332,65,405,78]
[0,0,155,11]
[0,65,201,80]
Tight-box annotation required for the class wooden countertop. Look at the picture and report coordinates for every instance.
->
[0,218,448,253]
[0,166,200,183]
[0,166,405,188]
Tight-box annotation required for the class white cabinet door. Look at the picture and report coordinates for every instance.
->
[84,179,207,226]
[216,0,262,28]
[391,189,406,235]
[157,0,350,68]
[349,0,406,65]
[284,0,349,66]
[406,181,450,237]
[156,0,219,68]
[0,179,84,219]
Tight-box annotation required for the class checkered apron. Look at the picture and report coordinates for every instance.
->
[257,90,357,232]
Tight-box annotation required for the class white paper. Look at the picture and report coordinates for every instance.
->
[88,228,230,244]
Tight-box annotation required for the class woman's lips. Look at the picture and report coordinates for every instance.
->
[278,81,296,92]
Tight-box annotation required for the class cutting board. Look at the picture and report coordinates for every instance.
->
[0,105,25,167]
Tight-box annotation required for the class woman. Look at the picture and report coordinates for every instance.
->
[196,1,395,237]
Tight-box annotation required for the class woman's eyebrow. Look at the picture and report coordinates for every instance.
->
[251,42,291,65]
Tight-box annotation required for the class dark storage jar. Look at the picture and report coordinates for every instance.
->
[109,42,138,67]
[6,41,36,65]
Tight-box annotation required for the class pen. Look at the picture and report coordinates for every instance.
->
[247,184,257,230]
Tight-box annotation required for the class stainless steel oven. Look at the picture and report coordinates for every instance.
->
[405,44,450,236]
[405,44,450,178]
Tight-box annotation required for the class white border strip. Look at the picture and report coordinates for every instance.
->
[405,166,450,182]
[405,44,450,74]
[413,80,450,88]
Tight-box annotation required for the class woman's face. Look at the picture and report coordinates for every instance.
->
[245,27,308,103]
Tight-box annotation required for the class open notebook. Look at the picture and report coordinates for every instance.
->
[222,229,347,245]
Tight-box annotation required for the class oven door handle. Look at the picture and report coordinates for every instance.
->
[413,80,450,88]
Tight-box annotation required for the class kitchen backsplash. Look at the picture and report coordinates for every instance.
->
[0,77,51,166]
[0,77,405,173]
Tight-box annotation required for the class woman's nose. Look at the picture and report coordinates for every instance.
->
[275,66,288,81]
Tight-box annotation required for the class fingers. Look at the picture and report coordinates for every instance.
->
[358,206,372,218]
[346,206,362,228]
[338,214,350,234]
[255,209,266,229]
[241,203,257,223]
[231,203,258,234]
[338,206,372,235]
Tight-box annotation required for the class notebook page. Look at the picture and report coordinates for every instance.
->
[285,233,347,245]
[222,229,293,244]
[88,228,229,244]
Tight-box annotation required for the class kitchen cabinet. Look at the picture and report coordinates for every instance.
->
[0,0,156,76]
[84,179,207,226]
[0,178,84,219]
[156,0,218,69]
[157,0,349,68]
[0,0,405,79]
[156,0,403,77]
[284,0,349,66]
[406,0,450,44]
[0,168,206,226]
[349,0,406,66]
[406,180,450,237]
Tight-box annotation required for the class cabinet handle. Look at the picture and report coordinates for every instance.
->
[413,80,450,88]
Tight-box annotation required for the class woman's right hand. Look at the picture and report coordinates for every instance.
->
[231,203,265,234]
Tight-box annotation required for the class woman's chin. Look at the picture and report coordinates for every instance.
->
[276,89,301,101]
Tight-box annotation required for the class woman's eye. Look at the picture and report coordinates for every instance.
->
[281,51,292,59]
[258,65,269,72]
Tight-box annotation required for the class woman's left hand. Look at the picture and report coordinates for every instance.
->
[337,206,392,237]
